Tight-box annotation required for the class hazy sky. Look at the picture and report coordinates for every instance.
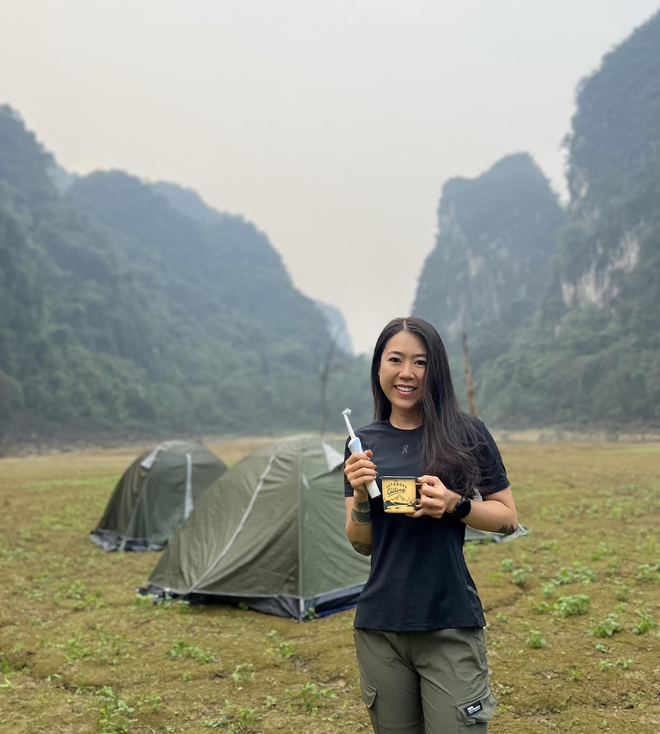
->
[1,1,658,354]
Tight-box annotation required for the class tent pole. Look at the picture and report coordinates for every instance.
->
[184,453,194,519]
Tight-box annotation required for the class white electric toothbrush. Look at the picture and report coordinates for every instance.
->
[343,408,381,498]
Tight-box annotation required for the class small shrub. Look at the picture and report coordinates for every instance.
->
[554,562,597,586]
[590,543,609,560]
[238,708,261,724]
[526,630,547,649]
[137,693,162,712]
[636,564,660,583]
[631,609,656,635]
[614,585,629,602]
[64,632,92,664]
[589,614,621,638]
[278,641,297,658]
[541,582,557,599]
[609,503,626,520]
[298,682,336,713]
[204,715,228,728]
[232,663,255,682]
[640,534,659,554]
[511,569,528,587]
[555,594,590,618]
[167,641,216,664]
[96,686,135,733]
[500,558,514,572]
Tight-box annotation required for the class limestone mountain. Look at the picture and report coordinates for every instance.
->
[0,105,371,436]
[413,152,564,381]
[481,10,660,426]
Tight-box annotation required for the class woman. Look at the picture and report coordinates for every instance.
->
[344,316,518,734]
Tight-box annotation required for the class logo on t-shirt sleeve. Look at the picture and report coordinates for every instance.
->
[464,700,483,716]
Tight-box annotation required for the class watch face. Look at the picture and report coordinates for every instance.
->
[455,498,471,519]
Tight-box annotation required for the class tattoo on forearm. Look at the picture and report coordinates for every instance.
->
[351,541,372,556]
[351,499,372,525]
[498,524,517,536]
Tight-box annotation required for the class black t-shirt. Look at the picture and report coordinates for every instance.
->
[343,416,509,632]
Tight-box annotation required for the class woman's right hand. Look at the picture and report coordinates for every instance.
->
[344,449,377,494]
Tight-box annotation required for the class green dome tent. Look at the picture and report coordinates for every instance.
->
[90,440,227,552]
[141,435,371,619]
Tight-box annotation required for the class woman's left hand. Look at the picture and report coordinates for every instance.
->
[408,475,461,519]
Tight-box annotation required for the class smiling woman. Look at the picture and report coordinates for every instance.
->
[342,316,519,734]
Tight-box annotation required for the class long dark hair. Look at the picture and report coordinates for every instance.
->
[370,317,481,496]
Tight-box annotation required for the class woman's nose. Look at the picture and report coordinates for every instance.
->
[398,361,414,378]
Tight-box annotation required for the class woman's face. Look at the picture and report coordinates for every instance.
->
[378,330,427,421]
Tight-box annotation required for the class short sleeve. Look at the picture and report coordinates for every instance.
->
[472,419,509,496]
[343,439,353,497]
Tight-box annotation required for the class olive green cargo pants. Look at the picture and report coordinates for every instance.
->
[354,627,497,733]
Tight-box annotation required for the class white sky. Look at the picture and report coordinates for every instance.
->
[1,0,658,354]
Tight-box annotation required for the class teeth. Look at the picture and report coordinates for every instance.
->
[396,386,414,392]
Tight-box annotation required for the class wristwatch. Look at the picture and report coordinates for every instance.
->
[452,497,472,520]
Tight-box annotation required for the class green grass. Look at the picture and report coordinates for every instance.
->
[1,441,660,732]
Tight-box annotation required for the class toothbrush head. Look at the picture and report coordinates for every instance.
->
[342,408,356,438]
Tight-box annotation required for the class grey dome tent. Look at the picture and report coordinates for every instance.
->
[90,440,227,552]
[141,435,371,619]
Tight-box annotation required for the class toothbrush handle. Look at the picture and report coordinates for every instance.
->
[347,437,381,498]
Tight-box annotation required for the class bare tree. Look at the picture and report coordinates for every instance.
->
[462,332,481,417]
[319,327,344,437]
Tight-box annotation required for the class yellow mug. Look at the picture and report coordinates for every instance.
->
[381,476,420,514]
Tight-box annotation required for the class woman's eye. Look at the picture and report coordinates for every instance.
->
[416,360,427,367]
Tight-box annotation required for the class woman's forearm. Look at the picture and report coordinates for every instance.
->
[346,491,373,555]
[462,496,518,535]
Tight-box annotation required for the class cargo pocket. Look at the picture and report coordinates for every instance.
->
[359,677,379,733]
[360,677,377,708]
[455,687,497,727]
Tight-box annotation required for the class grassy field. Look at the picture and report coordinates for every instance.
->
[1,439,659,733]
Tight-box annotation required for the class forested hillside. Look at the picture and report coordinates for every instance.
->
[0,106,371,438]
[413,153,564,397]
[477,10,660,427]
